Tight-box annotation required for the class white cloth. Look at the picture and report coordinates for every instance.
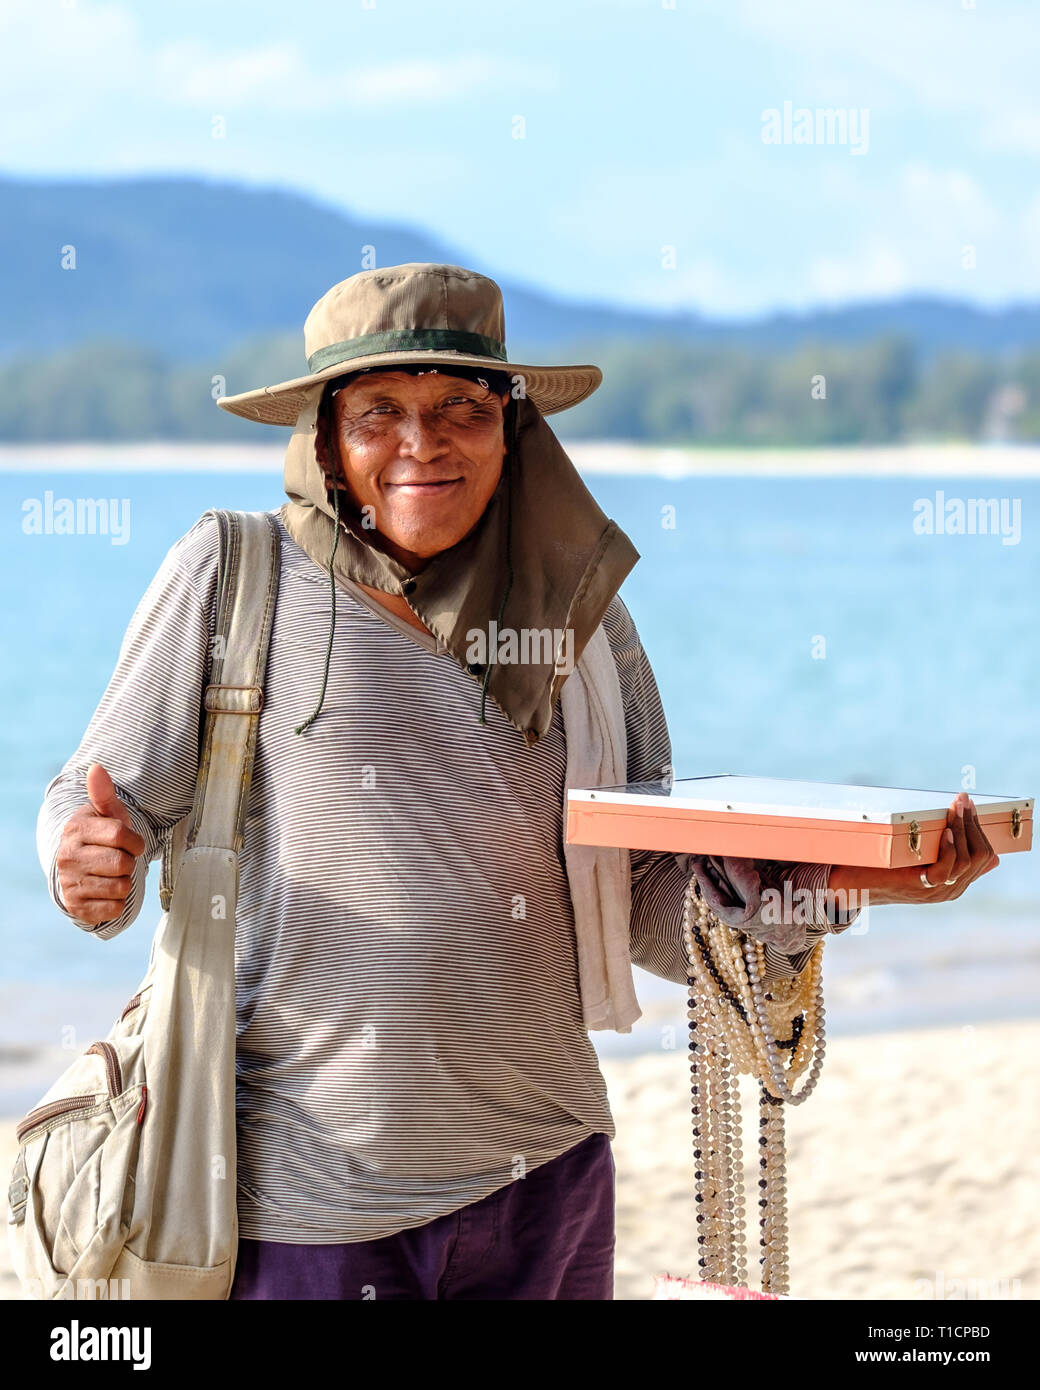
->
[560,622,642,1034]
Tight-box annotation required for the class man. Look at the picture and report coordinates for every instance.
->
[40,263,998,1300]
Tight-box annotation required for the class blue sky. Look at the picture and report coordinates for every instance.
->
[4,0,1039,317]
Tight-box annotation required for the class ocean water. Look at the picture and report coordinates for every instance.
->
[1,461,1038,1086]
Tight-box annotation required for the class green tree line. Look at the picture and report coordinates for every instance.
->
[2,334,1040,444]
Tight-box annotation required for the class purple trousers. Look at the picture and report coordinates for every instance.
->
[230,1131,615,1300]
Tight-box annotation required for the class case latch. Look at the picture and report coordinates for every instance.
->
[908,819,922,858]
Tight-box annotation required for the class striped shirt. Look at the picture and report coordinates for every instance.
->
[38,510,848,1243]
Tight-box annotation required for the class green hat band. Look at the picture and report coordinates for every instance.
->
[307,329,508,374]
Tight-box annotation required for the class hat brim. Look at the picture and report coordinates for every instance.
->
[217,351,602,425]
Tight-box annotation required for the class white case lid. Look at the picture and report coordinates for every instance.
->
[567,774,1033,825]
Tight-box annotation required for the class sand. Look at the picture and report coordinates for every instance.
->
[604,1018,1039,1301]
[2,1017,1036,1301]
[3,442,1040,476]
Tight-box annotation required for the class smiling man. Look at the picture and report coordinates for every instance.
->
[311,362,512,641]
[39,263,999,1301]
[322,366,511,563]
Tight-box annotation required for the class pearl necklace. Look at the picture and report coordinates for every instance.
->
[682,873,827,1296]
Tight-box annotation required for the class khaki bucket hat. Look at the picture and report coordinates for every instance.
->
[217,262,603,426]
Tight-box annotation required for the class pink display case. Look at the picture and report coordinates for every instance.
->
[565,775,1033,868]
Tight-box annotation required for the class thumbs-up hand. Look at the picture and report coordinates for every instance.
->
[56,763,147,925]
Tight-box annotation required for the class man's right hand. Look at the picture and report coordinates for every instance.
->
[56,763,146,925]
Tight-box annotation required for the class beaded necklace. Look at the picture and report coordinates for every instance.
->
[682,873,826,1296]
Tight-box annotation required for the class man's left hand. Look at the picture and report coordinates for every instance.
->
[828,792,1000,907]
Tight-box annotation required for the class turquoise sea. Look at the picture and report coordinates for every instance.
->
[1,458,1038,1093]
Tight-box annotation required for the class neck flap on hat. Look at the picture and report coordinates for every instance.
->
[279,387,639,745]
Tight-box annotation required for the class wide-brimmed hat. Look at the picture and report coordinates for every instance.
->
[218,262,603,426]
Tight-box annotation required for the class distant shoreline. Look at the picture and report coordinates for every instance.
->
[3,442,1040,476]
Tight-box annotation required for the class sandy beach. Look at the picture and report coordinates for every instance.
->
[1,1016,1036,1301]
[4,441,1040,476]
[604,1017,1039,1301]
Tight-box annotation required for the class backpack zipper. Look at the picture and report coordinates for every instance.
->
[16,1094,103,1144]
[86,1041,123,1098]
[120,992,143,1021]
[16,1043,131,1145]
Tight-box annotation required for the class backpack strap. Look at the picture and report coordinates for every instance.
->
[158,510,281,905]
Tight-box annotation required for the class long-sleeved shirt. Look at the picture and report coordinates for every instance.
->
[38,510,852,1243]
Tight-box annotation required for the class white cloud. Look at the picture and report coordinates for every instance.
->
[977,113,1040,155]
[615,261,748,317]
[794,164,1012,307]
[1,0,140,110]
[0,1,557,126]
[898,163,998,229]
[732,0,1039,124]
[348,56,555,106]
[1023,193,1040,234]
[788,164,1001,307]
[553,150,1028,316]
[807,249,910,303]
[155,42,306,109]
[155,44,556,113]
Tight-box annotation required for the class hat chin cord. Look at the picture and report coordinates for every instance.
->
[293,469,342,737]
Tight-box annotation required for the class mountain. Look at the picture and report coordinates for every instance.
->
[0,176,454,362]
[3,175,1040,365]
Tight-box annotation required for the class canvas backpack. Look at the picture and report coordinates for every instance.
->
[7,509,280,1300]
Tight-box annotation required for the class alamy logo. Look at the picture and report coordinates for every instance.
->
[465,622,574,674]
[913,1270,1021,1300]
[913,491,1021,545]
[50,1317,151,1370]
[760,882,868,925]
[21,491,131,545]
[761,101,870,154]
